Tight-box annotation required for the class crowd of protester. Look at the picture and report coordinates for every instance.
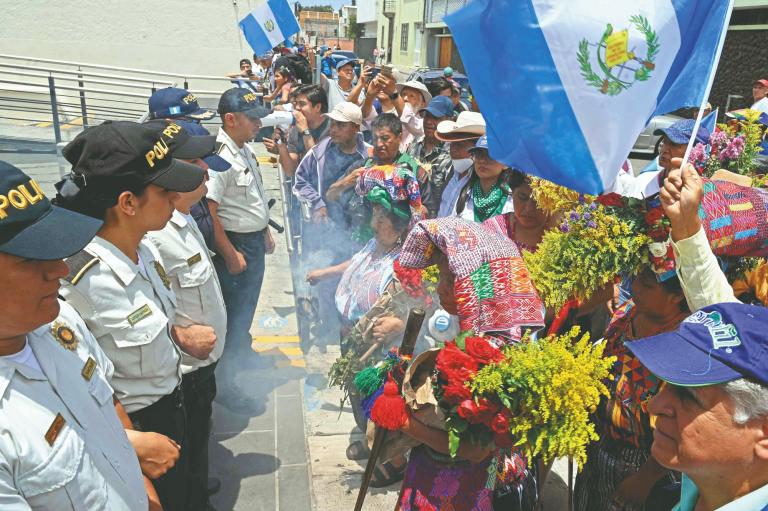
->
[0,36,767,511]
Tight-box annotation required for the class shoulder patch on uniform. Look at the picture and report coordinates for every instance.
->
[64,250,99,285]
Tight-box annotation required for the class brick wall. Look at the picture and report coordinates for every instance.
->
[709,29,768,113]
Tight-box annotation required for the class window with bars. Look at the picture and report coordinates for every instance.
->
[400,23,409,52]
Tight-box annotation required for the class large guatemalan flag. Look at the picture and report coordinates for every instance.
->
[446,0,733,195]
[239,0,301,55]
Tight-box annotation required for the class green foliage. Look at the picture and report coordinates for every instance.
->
[346,13,357,39]
[577,39,603,90]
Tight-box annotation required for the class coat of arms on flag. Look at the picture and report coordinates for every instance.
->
[577,15,659,96]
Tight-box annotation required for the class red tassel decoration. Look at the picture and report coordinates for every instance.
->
[370,375,408,430]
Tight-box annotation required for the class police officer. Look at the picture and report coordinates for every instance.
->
[145,121,233,510]
[54,121,210,511]
[146,89,224,252]
[0,161,150,509]
[207,88,274,405]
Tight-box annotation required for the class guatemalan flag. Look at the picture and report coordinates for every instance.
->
[446,0,733,195]
[239,0,301,56]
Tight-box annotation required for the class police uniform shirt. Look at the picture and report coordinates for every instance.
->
[206,127,269,233]
[0,301,146,510]
[146,210,227,374]
[59,236,181,414]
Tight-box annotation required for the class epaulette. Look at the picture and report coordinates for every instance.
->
[215,141,227,155]
[64,249,99,285]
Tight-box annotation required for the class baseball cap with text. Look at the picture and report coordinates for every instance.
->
[626,302,768,387]
[0,161,101,260]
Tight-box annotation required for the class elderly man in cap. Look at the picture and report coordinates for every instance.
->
[207,88,275,403]
[407,95,456,217]
[435,111,486,217]
[0,161,158,509]
[625,303,768,511]
[752,78,768,115]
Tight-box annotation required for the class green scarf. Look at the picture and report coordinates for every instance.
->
[472,180,507,222]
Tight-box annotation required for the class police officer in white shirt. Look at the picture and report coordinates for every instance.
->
[54,121,212,511]
[0,161,150,510]
[207,88,275,388]
[145,120,235,510]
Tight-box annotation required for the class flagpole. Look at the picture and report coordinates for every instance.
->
[681,0,735,165]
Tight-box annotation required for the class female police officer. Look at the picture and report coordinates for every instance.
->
[54,121,211,511]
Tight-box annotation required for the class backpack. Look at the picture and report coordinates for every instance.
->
[274,54,313,85]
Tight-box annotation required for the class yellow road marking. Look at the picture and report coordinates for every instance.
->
[252,335,300,344]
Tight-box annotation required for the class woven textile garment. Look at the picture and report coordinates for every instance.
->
[355,153,427,227]
[397,216,544,339]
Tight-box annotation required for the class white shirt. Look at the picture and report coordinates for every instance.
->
[0,340,42,372]
[146,211,228,373]
[60,236,181,413]
[207,128,269,233]
[751,97,768,115]
[438,165,473,217]
[0,301,146,510]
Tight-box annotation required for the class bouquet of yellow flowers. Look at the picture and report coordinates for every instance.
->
[468,327,614,466]
[523,196,650,309]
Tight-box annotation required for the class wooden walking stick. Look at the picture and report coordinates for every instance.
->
[353,307,425,511]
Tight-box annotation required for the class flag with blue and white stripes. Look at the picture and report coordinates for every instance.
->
[446,0,734,195]
[239,0,301,56]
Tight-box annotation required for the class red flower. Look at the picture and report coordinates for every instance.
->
[464,336,505,365]
[441,381,472,405]
[595,193,624,207]
[457,399,480,423]
[456,398,499,425]
[644,207,664,226]
[490,410,511,434]
[647,225,669,242]
[394,260,425,298]
[494,432,516,449]
[436,341,478,382]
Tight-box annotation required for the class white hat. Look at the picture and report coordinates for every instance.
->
[396,80,432,105]
[435,111,486,142]
[324,101,363,125]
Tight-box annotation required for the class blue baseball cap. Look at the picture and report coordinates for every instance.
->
[626,303,768,387]
[468,135,489,153]
[0,161,101,260]
[335,58,355,71]
[217,88,270,119]
[148,87,217,121]
[653,119,710,145]
[420,96,455,119]
[173,120,231,172]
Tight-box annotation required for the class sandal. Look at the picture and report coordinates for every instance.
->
[369,460,406,488]
[346,440,371,461]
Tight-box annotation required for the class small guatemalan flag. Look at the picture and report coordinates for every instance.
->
[239,0,301,55]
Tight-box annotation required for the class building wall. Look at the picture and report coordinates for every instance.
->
[388,0,426,69]
[357,0,379,24]
[710,28,768,113]
[0,0,251,76]
[299,10,340,39]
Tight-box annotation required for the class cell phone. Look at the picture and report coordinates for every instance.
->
[369,67,381,80]
[381,65,393,78]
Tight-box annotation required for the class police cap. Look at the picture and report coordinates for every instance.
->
[0,161,101,260]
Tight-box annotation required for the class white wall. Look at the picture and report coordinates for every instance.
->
[0,0,261,76]
[356,0,378,24]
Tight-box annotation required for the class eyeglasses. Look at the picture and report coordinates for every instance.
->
[470,150,492,163]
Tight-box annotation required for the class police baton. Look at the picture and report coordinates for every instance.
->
[267,198,284,234]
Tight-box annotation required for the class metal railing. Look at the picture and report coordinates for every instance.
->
[425,0,470,24]
[0,54,238,145]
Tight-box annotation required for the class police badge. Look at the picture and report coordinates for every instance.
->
[51,321,78,350]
